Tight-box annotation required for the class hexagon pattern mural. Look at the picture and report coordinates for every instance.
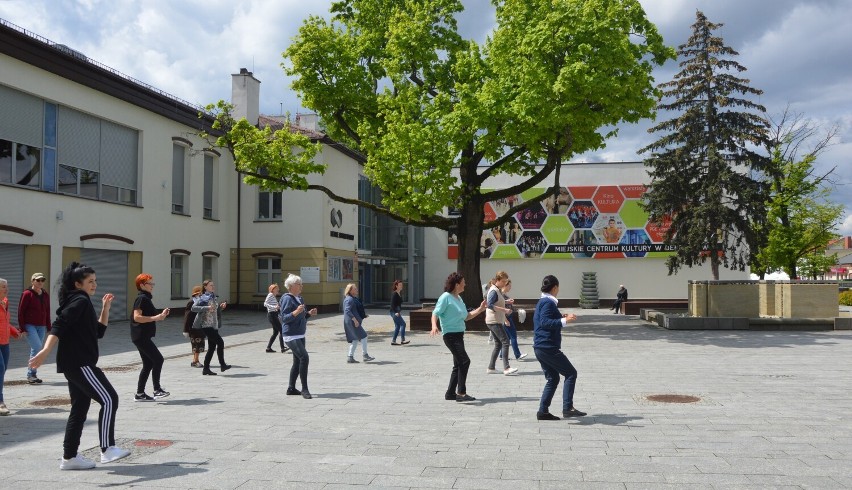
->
[446,185,677,259]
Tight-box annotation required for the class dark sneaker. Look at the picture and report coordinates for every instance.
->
[563,407,587,417]
[27,376,42,385]
[153,389,170,400]
[401,340,410,345]
[347,357,359,364]
[301,390,312,399]
[363,354,375,362]
[444,393,456,401]
[265,348,275,353]
[220,364,232,372]
[391,341,400,345]
[456,394,476,402]
[286,387,301,396]
[134,393,155,402]
[281,347,289,353]
[537,412,561,421]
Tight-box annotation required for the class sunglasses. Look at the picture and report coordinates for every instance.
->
[35,278,46,282]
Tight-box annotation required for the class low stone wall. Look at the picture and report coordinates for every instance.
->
[689,280,839,319]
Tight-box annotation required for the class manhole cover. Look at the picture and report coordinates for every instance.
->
[102,366,137,373]
[135,439,173,447]
[646,394,701,403]
[32,396,72,406]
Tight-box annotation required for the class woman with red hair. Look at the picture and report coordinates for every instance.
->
[130,273,170,401]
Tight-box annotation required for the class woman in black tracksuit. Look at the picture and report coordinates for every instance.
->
[29,262,130,470]
[131,273,170,401]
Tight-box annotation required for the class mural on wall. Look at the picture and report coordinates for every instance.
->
[447,185,675,260]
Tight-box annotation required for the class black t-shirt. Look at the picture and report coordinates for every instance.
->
[130,290,157,341]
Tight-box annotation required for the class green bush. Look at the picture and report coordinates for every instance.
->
[839,290,852,306]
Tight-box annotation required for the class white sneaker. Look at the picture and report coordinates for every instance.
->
[503,367,519,375]
[517,353,528,360]
[0,403,9,416]
[100,446,131,463]
[486,369,497,374]
[60,454,96,470]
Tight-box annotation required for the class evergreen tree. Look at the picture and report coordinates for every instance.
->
[641,11,770,280]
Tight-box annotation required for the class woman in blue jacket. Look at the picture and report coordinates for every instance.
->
[343,283,374,363]
[279,274,317,399]
[532,274,586,420]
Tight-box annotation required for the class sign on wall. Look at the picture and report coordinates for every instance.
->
[447,185,674,260]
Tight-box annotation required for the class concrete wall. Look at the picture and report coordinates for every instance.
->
[688,281,839,319]
[779,282,839,318]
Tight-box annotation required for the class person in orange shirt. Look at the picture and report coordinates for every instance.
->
[0,278,23,415]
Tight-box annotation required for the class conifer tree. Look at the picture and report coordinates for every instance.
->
[641,11,770,280]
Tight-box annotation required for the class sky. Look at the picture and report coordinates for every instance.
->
[2,0,851,234]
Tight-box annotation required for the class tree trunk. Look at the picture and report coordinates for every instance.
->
[711,256,720,281]
[457,200,486,307]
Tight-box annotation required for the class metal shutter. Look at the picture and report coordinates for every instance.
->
[0,84,43,147]
[0,243,25,321]
[57,107,100,172]
[100,120,138,190]
[80,249,129,322]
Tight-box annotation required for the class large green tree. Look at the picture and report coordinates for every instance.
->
[211,0,672,304]
[641,11,771,280]
[752,109,842,279]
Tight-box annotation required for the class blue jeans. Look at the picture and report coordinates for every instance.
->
[534,347,577,414]
[499,317,523,359]
[24,325,48,378]
[390,312,407,342]
[284,338,309,391]
[0,343,9,403]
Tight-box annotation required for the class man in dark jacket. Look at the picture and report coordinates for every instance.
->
[611,285,628,314]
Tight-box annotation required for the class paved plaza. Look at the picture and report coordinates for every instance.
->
[1,307,852,489]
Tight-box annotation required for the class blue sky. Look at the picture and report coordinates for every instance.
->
[2,0,851,233]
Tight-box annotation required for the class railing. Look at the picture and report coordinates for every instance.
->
[1,17,208,115]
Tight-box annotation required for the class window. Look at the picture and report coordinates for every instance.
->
[0,86,138,200]
[57,164,98,198]
[327,256,354,282]
[256,167,282,220]
[171,254,187,298]
[256,257,281,293]
[0,139,40,188]
[203,153,217,219]
[172,144,187,214]
[202,256,215,284]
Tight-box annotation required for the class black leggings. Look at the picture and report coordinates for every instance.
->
[133,336,164,393]
[63,365,119,458]
[267,312,285,350]
[442,332,470,395]
[203,328,226,368]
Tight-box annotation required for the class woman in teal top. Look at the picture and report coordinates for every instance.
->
[430,272,487,402]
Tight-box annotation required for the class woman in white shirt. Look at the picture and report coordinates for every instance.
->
[264,284,288,353]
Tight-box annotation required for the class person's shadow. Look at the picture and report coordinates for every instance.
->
[98,462,208,487]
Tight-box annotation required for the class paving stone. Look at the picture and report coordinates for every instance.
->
[1,308,850,488]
